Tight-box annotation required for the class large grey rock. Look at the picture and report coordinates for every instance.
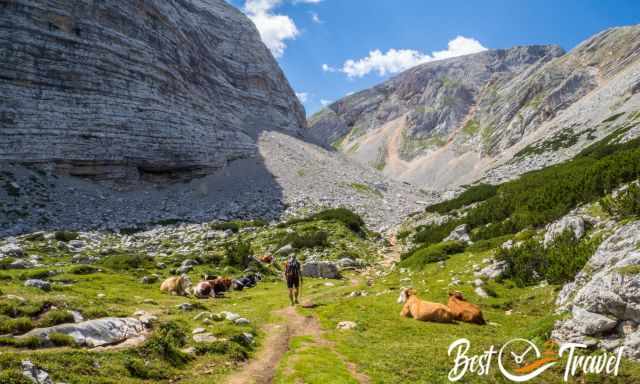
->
[0,0,305,181]
[19,317,146,347]
[302,261,341,279]
[24,279,51,291]
[543,215,585,246]
[21,360,53,384]
[553,221,640,359]
[475,260,507,280]
[443,224,471,243]
[0,243,24,258]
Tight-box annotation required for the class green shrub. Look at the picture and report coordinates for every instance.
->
[496,230,601,287]
[124,357,169,380]
[210,220,267,233]
[311,208,365,233]
[54,231,79,242]
[0,317,34,334]
[100,253,152,271]
[0,300,44,318]
[410,135,640,243]
[194,340,249,361]
[413,221,460,246]
[0,258,16,270]
[0,368,33,383]
[278,230,328,250]
[425,184,497,214]
[400,241,466,270]
[19,269,51,280]
[223,240,252,268]
[0,335,43,349]
[39,310,74,327]
[143,321,191,367]
[48,332,77,347]
[466,234,513,253]
[280,208,366,234]
[600,183,640,218]
[68,265,99,275]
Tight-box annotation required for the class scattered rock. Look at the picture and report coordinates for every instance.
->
[475,260,507,280]
[175,303,194,311]
[0,243,24,258]
[192,328,206,335]
[302,261,341,279]
[24,279,51,291]
[234,318,250,325]
[443,224,471,243]
[474,287,489,298]
[336,321,357,330]
[544,215,585,247]
[21,360,53,384]
[276,244,294,256]
[193,333,218,343]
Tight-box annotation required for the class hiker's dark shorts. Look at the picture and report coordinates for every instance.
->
[287,275,300,289]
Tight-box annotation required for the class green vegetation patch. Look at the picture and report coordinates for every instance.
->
[462,119,480,135]
[400,241,466,270]
[496,230,602,287]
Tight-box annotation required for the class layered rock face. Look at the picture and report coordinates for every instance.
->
[0,0,306,180]
[310,26,640,190]
[553,221,640,359]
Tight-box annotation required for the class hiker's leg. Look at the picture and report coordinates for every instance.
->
[294,284,299,304]
[288,288,294,305]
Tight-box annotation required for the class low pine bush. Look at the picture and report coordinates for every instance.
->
[400,241,466,270]
[496,230,601,287]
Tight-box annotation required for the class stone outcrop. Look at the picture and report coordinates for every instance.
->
[543,214,585,246]
[553,221,640,359]
[19,317,147,347]
[302,261,341,279]
[0,0,305,181]
[310,26,640,191]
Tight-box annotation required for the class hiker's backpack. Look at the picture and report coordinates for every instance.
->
[285,258,300,278]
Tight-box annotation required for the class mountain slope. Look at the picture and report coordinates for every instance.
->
[0,0,305,180]
[310,25,640,191]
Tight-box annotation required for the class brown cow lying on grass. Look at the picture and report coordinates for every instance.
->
[397,288,454,323]
[160,274,192,296]
[448,291,486,325]
[192,277,233,298]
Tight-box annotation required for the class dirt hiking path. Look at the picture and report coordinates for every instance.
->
[224,306,369,384]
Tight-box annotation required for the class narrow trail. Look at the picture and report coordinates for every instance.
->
[224,306,370,384]
[224,232,403,383]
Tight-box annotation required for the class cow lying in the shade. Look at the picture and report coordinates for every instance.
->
[448,291,486,325]
[397,288,454,323]
[160,274,192,296]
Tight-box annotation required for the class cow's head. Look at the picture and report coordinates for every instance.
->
[397,288,415,304]
[449,291,465,301]
[180,274,193,289]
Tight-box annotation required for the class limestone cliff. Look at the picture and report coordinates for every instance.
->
[0,0,306,180]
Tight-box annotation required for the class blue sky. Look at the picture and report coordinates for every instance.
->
[229,0,640,115]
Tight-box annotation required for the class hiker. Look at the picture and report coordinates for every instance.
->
[284,254,302,305]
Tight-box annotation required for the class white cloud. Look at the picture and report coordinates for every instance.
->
[310,12,322,24]
[320,99,332,106]
[244,0,298,58]
[339,36,487,78]
[322,63,337,72]
[296,92,309,103]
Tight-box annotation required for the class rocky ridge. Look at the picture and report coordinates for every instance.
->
[310,25,640,191]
